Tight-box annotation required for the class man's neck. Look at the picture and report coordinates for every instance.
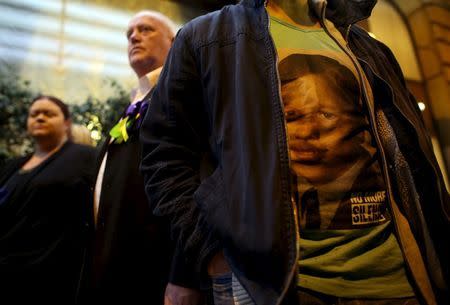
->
[132,66,163,104]
[268,0,319,28]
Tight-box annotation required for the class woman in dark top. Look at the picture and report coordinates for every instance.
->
[0,95,96,303]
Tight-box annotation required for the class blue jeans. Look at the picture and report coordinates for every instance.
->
[211,273,254,305]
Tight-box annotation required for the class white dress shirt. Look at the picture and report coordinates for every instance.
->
[93,67,162,225]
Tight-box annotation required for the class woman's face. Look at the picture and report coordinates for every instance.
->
[27,99,69,142]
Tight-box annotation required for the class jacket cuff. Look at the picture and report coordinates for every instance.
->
[169,242,201,289]
[169,221,222,290]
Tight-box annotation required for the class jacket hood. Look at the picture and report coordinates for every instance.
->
[240,0,377,27]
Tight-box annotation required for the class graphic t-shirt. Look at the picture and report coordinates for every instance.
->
[269,14,414,298]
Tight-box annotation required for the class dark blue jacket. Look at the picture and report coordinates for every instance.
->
[140,1,450,304]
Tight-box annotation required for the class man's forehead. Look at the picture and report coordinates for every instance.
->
[128,14,159,28]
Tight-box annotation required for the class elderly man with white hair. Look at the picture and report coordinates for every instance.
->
[85,10,204,305]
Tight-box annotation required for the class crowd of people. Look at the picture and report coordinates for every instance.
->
[0,1,449,305]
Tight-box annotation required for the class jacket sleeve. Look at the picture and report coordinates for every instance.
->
[139,28,220,288]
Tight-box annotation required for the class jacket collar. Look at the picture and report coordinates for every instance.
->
[315,0,378,27]
[240,0,377,27]
[240,0,265,8]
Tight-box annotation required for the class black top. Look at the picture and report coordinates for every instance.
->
[0,141,96,304]
[1,168,35,205]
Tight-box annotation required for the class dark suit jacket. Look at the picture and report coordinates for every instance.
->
[89,128,173,304]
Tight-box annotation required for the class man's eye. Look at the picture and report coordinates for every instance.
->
[285,110,305,122]
[319,111,336,120]
[141,26,153,32]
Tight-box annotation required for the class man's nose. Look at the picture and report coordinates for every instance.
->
[296,116,320,140]
[130,30,140,43]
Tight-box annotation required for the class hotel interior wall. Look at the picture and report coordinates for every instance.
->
[368,0,450,190]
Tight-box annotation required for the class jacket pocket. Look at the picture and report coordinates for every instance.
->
[194,166,230,234]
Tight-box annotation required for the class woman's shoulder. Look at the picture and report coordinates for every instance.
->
[4,155,30,165]
[0,155,31,184]
[64,142,97,158]
[64,142,97,167]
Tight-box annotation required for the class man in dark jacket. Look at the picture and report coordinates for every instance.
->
[89,10,204,305]
[140,1,450,304]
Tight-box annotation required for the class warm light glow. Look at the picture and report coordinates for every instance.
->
[368,32,377,39]
[368,0,422,81]
[418,102,426,111]
[90,130,101,141]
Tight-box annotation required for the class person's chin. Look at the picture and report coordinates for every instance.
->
[30,131,51,138]
[129,55,142,65]
[291,163,333,185]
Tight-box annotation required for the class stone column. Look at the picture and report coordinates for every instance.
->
[393,0,450,183]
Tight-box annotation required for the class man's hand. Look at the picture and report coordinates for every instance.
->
[207,251,231,276]
[164,283,204,305]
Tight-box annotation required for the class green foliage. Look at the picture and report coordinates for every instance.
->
[0,67,35,165]
[70,79,129,147]
[0,68,130,166]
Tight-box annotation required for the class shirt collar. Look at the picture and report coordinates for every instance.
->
[132,66,163,104]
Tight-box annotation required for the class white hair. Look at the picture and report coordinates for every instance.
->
[131,10,177,38]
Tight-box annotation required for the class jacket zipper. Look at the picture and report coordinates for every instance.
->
[316,1,420,297]
[264,3,300,305]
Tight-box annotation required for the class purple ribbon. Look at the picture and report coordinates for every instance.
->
[135,101,149,128]
[124,100,149,130]
[125,101,142,117]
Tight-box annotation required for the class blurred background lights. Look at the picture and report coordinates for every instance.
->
[90,130,102,141]
[418,102,426,112]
